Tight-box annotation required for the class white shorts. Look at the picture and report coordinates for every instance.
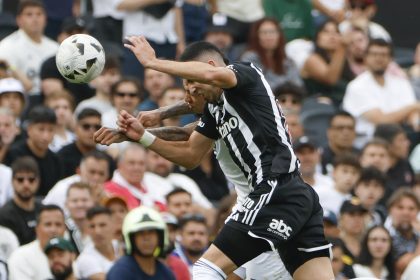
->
[233,251,293,280]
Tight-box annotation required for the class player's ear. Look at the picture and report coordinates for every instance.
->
[208,60,216,67]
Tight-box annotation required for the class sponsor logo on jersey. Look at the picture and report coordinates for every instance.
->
[267,219,292,240]
[217,116,238,138]
[197,120,205,128]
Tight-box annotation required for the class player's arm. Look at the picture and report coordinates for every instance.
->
[124,36,237,89]
[138,100,194,127]
[148,121,198,141]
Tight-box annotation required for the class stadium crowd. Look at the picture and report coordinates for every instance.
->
[0,0,419,279]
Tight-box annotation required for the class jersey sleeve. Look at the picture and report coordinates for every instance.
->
[194,105,220,140]
[224,62,257,94]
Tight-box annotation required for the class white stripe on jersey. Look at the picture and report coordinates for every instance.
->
[226,133,253,186]
[250,63,298,173]
[224,100,264,184]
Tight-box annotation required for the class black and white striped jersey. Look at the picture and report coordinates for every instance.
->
[195,62,299,187]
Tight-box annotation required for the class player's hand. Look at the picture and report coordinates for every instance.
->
[123,36,156,68]
[118,110,146,142]
[93,127,129,146]
[137,109,161,127]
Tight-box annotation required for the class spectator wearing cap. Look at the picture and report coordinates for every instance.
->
[172,214,209,277]
[374,124,416,201]
[0,0,59,95]
[75,206,120,280]
[0,156,42,245]
[44,237,85,280]
[102,195,128,246]
[293,136,334,191]
[0,77,27,122]
[318,154,361,216]
[323,209,340,238]
[240,18,303,91]
[339,0,391,41]
[385,188,420,277]
[4,106,62,196]
[7,204,66,280]
[39,16,94,106]
[354,167,387,226]
[44,151,110,210]
[343,39,420,148]
[321,110,359,176]
[338,197,369,279]
[204,13,243,63]
[58,108,115,179]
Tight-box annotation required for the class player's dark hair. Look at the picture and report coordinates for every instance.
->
[11,156,40,178]
[180,41,229,65]
[355,167,386,189]
[27,105,57,125]
[373,124,405,143]
[165,188,192,203]
[76,108,101,122]
[328,110,355,127]
[357,225,395,280]
[272,81,306,101]
[367,38,394,57]
[86,206,112,220]
[36,204,64,224]
[17,0,45,15]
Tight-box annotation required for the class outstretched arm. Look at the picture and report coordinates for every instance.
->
[124,36,237,89]
[148,121,198,141]
[138,100,194,127]
[95,112,212,169]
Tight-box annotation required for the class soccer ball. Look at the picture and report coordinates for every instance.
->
[55,34,105,84]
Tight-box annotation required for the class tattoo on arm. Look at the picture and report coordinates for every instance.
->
[159,101,193,120]
[147,121,199,141]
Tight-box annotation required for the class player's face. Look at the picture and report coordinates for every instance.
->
[88,214,114,247]
[27,122,56,151]
[12,171,39,201]
[367,227,391,260]
[17,6,46,36]
[118,148,147,184]
[76,116,101,148]
[0,92,24,117]
[354,181,384,208]
[36,210,66,247]
[183,79,222,104]
[47,249,74,279]
[167,193,193,219]
[183,84,206,114]
[134,230,159,257]
[65,188,94,220]
[180,221,208,255]
[327,116,356,149]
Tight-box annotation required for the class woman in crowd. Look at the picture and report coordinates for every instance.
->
[240,17,302,90]
[354,225,395,279]
[300,20,354,106]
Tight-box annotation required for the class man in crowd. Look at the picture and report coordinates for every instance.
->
[7,205,66,280]
[44,237,81,280]
[0,156,42,245]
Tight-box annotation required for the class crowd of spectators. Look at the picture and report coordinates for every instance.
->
[0,0,419,280]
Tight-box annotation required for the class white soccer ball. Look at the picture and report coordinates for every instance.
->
[55,34,105,84]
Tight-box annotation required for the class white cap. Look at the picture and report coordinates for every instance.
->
[0,78,25,95]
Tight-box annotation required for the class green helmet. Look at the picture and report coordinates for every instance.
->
[122,206,168,256]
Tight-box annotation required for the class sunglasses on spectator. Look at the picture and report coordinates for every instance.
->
[115,92,138,98]
[80,123,101,131]
[14,176,37,183]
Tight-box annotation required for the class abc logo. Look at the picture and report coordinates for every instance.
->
[269,219,292,238]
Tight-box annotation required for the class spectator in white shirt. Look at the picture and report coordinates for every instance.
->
[343,39,420,148]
